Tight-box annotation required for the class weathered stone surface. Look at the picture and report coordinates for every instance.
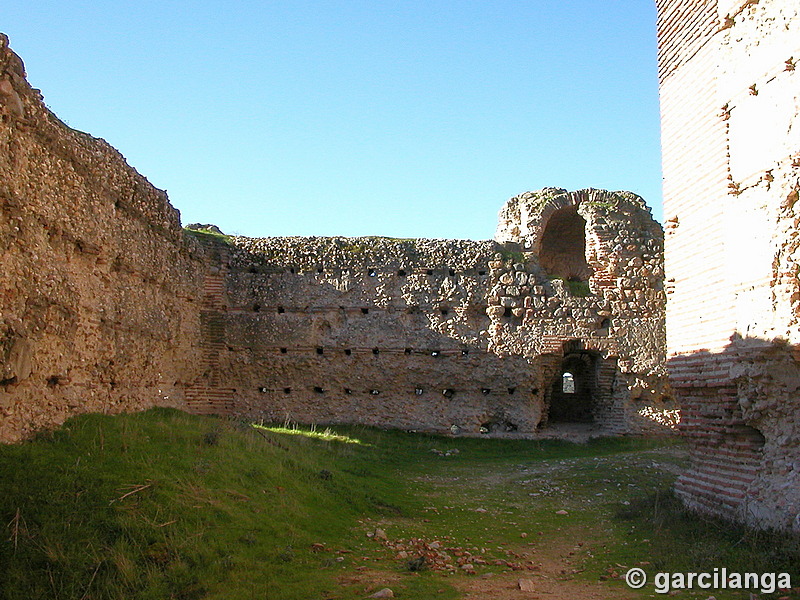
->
[0,33,672,444]
[0,35,206,442]
[657,0,800,531]
[188,188,671,436]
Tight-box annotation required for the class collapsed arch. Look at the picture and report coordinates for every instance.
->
[539,205,592,282]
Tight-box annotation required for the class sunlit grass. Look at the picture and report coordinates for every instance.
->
[255,421,366,445]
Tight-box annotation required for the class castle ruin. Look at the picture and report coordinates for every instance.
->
[0,33,670,444]
[4,0,799,535]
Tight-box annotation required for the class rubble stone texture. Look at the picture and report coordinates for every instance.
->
[0,33,671,444]
[0,33,207,441]
[188,188,670,436]
[657,0,800,531]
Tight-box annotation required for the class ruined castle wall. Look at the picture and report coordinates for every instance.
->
[0,35,671,443]
[494,189,670,433]
[657,0,800,530]
[190,237,544,433]
[188,189,671,436]
[0,36,206,442]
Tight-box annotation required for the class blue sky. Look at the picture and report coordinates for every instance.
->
[6,1,662,239]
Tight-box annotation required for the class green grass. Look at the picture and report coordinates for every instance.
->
[184,228,232,245]
[0,410,797,600]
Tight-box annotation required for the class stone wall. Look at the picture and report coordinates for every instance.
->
[187,188,672,435]
[0,35,207,442]
[0,33,671,445]
[657,0,800,531]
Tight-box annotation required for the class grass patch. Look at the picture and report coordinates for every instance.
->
[0,411,796,599]
[184,227,232,245]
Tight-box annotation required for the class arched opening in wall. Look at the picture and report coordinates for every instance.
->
[539,205,592,283]
[548,352,596,423]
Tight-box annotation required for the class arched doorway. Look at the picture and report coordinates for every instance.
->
[548,352,596,423]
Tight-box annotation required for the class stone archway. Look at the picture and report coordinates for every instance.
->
[548,352,596,423]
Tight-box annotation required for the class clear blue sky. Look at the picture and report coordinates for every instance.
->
[6,1,663,239]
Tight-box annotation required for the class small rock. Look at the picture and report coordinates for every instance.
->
[519,579,536,592]
[475,508,488,513]
[555,510,568,515]
[368,588,394,599]
[374,528,388,541]
[520,532,528,538]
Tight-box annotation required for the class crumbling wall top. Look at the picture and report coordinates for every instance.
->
[494,188,657,251]
[228,236,499,273]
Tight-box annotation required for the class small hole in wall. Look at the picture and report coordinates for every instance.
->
[461,349,469,356]
[314,386,325,393]
[372,348,380,355]
[283,387,291,394]
[430,350,440,357]
[503,307,513,318]
[440,308,449,316]
[532,388,539,395]
[277,306,285,314]
[289,267,295,274]
[508,387,516,395]
[345,349,352,356]
[442,388,455,398]
[415,388,424,395]
[600,318,611,329]
[448,268,455,276]
[249,267,258,274]
[482,388,491,395]
[398,269,406,276]
[317,267,324,274]
[344,388,352,394]
[45,376,58,387]
[253,304,261,312]
[426,269,433,275]
[478,270,486,276]
[370,389,380,395]
[368,268,377,277]
[404,348,412,355]
[361,307,369,314]
[280,348,287,354]
[316,347,324,355]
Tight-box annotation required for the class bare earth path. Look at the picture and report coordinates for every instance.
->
[330,443,688,599]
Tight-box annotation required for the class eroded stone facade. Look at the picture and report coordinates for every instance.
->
[657,0,800,531]
[185,188,671,436]
[0,33,671,444]
[0,34,206,442]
